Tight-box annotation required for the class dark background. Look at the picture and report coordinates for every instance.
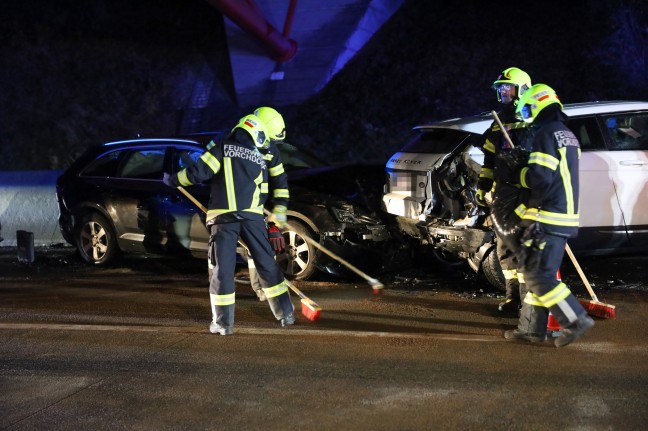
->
[1,0,647,170]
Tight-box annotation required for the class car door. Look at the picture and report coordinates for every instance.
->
[566,116,631,253]
[105,146,171,254]
[163,145,211,255]
[599,112,648,250]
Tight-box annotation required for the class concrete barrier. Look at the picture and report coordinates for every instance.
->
[0,170,66,247]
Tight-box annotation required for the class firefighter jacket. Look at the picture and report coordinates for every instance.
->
[260,141,290,210]
[514,106,580,238]
[169,129,273,224]
[477,103,530,192]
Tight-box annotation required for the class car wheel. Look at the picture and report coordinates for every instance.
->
[481,246,505,292]
[430,248,466,267]
[276,220,317,280]
[76,212,119,266]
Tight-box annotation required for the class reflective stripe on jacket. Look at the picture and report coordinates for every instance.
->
[170,129,269,223]
[262,142,289,209]
[515,111,580,237]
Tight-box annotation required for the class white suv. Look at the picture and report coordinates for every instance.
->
[382,101,648,289]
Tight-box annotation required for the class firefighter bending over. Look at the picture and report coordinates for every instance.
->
[164,115,294,335]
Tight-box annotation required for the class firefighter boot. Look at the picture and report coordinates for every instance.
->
[504,298,548,343]
[554,313,594,348]
[209,321,233,335]
[281,312,296,327]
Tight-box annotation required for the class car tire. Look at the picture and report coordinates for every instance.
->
[481,246,506,292]
[277,220,317,280]
[75,212,119,266]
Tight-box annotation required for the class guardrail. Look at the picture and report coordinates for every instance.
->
[0,170,65,247]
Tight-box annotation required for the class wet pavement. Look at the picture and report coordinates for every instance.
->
[1,246,647,430]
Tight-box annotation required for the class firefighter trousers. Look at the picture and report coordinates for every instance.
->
[208,220,293,330]
[517,233,586,335]
[497,234,520,301]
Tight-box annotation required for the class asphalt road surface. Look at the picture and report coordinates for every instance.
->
[1,247,647,430]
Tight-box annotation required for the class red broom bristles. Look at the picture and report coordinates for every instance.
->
[580,299,616,319]
[286,280,322,321]
[300,300,321,321]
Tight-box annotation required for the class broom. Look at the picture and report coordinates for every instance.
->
[176,186,323,321]
[285,279,322,321]
[284,222,385,295]
[491,111,617,319]
[564,245,616,319]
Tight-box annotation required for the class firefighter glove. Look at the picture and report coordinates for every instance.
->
[268,205,287,228]
[475,189,488,207]
[162,172,174,188]
[267,224,285,252]
[517,222,546,272]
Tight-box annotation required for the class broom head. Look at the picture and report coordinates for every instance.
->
[369,277,384,295]
[300,299,321,321]
[580,299,616,319]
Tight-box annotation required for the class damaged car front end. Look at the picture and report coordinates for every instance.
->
[382,115,506,289]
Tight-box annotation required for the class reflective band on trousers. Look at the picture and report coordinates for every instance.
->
[523,291,545,307]
[502,269,517,280]
[537,282,571,308]
[210,292,235,306]
[262,281,288,298]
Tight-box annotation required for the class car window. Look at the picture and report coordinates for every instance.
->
[401,128,471,153]
[116,149,166,179]
[80,150,124,177]
[565,116,605,150]
[602,113,648,150]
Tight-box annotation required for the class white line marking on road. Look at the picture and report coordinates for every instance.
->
[0,322,501,342]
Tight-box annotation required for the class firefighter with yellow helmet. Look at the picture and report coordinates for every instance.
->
[242,106,291,302]
[505,83,594,347]
[163,114,294,335]
[477,67,532,315]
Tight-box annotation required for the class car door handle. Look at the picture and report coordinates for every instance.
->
[619,160,646,166]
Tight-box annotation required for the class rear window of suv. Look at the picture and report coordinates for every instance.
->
[400,128,472,153]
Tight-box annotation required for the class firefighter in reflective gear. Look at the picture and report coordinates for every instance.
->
[164,114,294,335]
[244,107,290,301]
[476,67,532,314]
[504,83,594,347]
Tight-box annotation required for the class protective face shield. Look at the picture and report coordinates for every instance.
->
[492,67,532,103]
[233,115,269,148]
[254,107,286,142]
[515,83,563,123]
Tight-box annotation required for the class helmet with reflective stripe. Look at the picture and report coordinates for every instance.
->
[515,83,563,123]
[492,67,532,102]
[253,106,286,142]
[233,115,268,148]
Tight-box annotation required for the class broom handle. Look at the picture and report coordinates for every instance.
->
[177,186,208,214]
[492,112,600,303]
[285,222,381,286]
[491,110,516,149]
[564,244,599,302]
[285,279,311,303]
